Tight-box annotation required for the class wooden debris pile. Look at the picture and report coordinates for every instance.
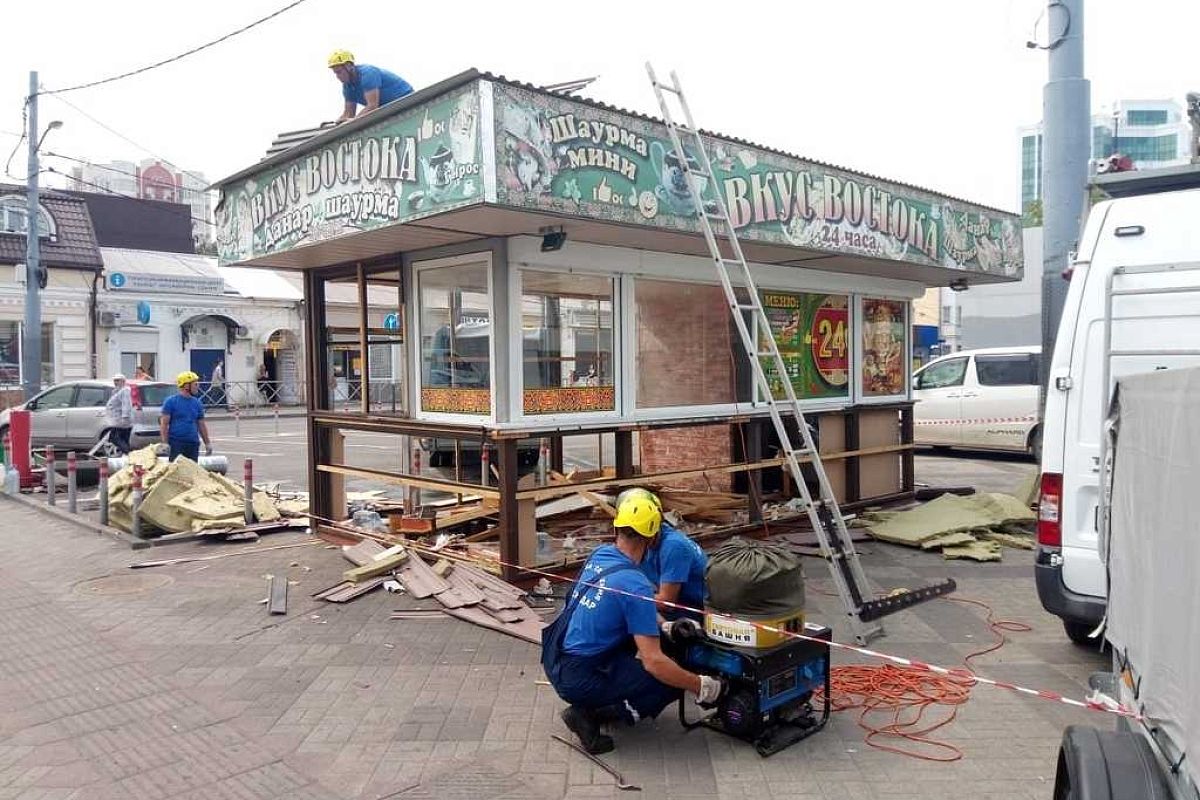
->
[312,537,546,644]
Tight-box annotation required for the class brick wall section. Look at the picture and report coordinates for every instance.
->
[640,423,732,491]
[636,280,737,408]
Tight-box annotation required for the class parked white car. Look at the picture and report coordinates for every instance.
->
[912,346,1042,459]
[0,379,173,454]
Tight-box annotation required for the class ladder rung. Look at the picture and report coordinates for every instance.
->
[737,303,762,311]
[687,169,712,179]
[653,82,682,95]
[704,210,727,220]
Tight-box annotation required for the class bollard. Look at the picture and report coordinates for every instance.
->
[66,451,78,514]
[98,459,109,527]
[234,406,241,438]
[480,446,490,487]
[273,403,280,436]
[131,466,144,539]
[243,458,254,525]
[45,446,56,505]
[408,445,421,514]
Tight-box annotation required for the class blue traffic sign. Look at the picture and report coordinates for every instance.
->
[136,301,152,325]
[383,312,400,331]
[109,272,127,289]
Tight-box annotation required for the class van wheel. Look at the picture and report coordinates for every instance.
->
[1063,619,1096,645]
[1053,725,1169,800]
[1028,426,1043,463]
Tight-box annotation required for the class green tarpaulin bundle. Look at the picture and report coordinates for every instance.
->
[705,537,805,616]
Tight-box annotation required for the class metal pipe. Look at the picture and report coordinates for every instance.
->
[480,445,490,487]
[45,445,55,505]
[408,444,421,514]
[243,458,254,525]
[98,458,109,527]
[273,403,280,436]
[105,455,228,474]
[66,451,77,513]
[234,405,241,438]
[131,466,144,539]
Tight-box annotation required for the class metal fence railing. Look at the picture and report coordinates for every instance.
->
[193,380,407,416]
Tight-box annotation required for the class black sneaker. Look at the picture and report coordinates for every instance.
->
[561,706,614,754]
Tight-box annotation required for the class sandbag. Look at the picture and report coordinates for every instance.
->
[705,537,805,616]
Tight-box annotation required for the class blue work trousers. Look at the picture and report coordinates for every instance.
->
[552,649,681,724]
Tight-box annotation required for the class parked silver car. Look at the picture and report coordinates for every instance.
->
[0,380,173,454]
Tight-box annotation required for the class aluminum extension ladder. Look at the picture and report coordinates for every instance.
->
[646,64,955,644]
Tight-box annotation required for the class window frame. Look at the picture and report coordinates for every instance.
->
[974,352,1040,387]
[914,356,968,390]
[0,195,58,241]
[510,265,623,425]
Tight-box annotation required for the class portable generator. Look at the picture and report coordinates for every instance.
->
[676,622,832,756]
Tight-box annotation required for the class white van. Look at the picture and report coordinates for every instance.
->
[1036,186,1200,644]
[912,346,1042,458]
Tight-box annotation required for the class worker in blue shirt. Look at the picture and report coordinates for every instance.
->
[542,493,724,754]
[159,371,212,462]
[328,50,414,123]
[620,488,708,621]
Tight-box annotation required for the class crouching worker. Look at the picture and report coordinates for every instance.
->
[542,491,724,754]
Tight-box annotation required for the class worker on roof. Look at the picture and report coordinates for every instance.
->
[620,488,708,622]
[328,50,414,124]
[541,492,724,754]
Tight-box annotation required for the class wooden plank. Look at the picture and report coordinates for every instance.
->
[452,561,526,600]
[317,463,501,499]
[325,577,386,602]
[535,494,594,519]
[395,554,451,599]
[440,568,486,606]
[434,504,497,530]
[513,444,915,502]
[442,605,545,645]
[268,575,288,615]
[342,540,387,567]
[343,550,408,583]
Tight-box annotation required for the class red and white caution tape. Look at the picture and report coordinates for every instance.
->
[314,517,1141,723]
[914,414,1037,427]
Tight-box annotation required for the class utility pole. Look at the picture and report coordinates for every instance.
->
[23,71,42,401]
[1040,0,1089,405]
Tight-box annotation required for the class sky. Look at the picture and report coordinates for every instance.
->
[1,0,1197,214]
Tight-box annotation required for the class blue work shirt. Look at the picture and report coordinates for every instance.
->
[642,524,708,612]
[343,65,414,107]
[161,393,205,443]
[563,545,659,657]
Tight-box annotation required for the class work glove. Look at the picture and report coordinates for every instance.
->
[204,443,214,457]
[660,617,702,643]
[696,675,726,708]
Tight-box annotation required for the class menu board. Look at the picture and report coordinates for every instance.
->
[862,298,907,396]
[759,292,850,400]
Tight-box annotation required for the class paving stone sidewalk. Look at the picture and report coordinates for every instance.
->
[0,498,1107,800]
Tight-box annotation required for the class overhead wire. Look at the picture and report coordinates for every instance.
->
[50,169,215,228]
[42,93,211,189]
[39,0,314,96]
[3,99,29,181]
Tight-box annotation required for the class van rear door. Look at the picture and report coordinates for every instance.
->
[1060,258,1200,598]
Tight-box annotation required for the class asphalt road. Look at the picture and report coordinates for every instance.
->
[205,415,1039,499]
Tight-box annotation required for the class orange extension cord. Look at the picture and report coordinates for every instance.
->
[812,591,1032,761]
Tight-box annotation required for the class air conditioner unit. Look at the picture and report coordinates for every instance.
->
[98,311,121,327]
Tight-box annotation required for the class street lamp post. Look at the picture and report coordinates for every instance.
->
[22,70,62,401]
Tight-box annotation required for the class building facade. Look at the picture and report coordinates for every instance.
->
[0,185,103,406]
[1020,98,1193,214]
[70,158,214,247]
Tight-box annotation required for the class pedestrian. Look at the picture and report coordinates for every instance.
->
[620,488,708,621]
[209,359,225,408]
[257,363,274,403]
[104,373,134,454]
[541,492,724,754]
[159,371,213,462]
[328,50,413,124]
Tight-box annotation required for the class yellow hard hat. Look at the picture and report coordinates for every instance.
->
[327,49,355,68]
[176,370,201,389]
[613,492,662,538]
[616,487,661,510]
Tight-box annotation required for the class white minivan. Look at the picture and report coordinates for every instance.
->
[1037,185,1200,644]
[912,346,1042,459]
